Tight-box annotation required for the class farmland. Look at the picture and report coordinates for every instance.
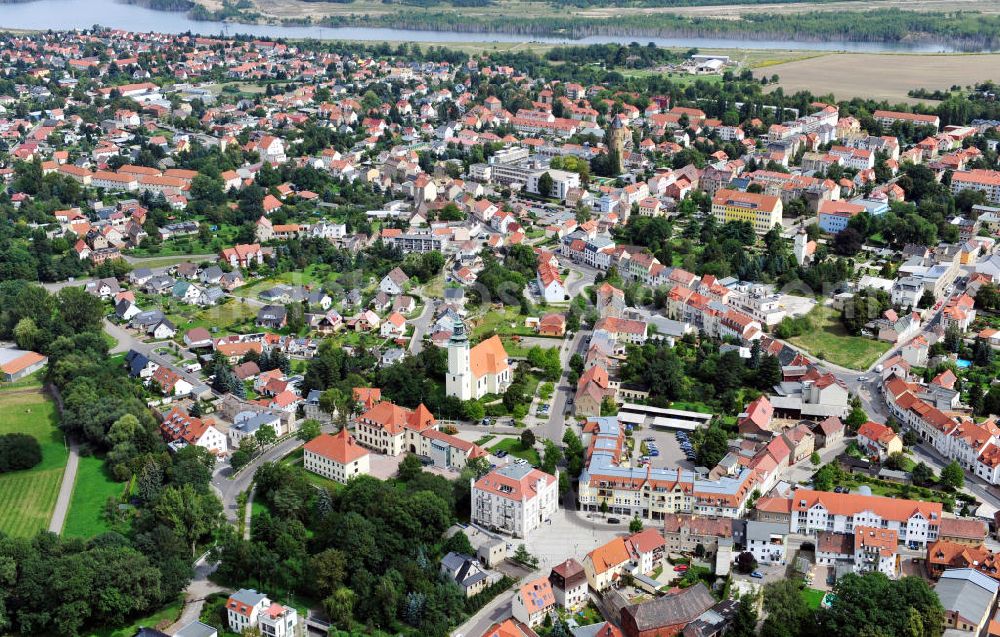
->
[762,52,1000,104]
[0,381,67,538]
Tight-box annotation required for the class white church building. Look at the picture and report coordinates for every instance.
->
[446,319,513,400]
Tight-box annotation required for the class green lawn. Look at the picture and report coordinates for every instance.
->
[280,448,344,491]
[63,455,126,537]
[84,597,184,637]
[490,437,541,466]
[0,369,45,392]
[0,389,67,537]
[787,306,891,371]
[802,587,826,610]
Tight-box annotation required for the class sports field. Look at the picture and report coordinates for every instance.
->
[0,384,67,537]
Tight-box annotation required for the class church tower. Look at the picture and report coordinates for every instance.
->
[446,316,472,400]
[794,226,811,266]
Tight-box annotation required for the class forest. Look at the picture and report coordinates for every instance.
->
[211,457,504,636]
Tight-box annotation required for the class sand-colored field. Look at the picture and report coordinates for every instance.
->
[760,52,1000,104]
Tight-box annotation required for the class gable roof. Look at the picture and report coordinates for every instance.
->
[304,429,369,465]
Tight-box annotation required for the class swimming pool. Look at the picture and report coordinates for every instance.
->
[957,359,972,369]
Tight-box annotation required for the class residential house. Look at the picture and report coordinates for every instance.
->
[857,420,903,460]
[511,576,556,628]
[226,589,297,637]
[440,552,502,598]
[549,559,588,611]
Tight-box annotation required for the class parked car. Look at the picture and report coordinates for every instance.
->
[673,564,688,572]
[607,517,621,524]
[495,450,508,458]
[751,571,764,579]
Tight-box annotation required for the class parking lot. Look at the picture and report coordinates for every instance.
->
[636,426,697,471]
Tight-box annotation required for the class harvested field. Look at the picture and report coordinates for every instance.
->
[761,52,1000,104]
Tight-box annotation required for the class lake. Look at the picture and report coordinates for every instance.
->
[0,0,968,52]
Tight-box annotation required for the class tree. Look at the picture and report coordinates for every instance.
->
[629,517,643,533]
[735,551,758,574]
[696,423,728,467]
[310,548,347,599]
[324,587,356,630]
[940,460,965,489]
[230,449,251,471]
[729,593,760,637]
[464,400,485,422]
[537,171,554,198]
[810,451,821,466]
[13,317,41,351]
[57,286,104,332]
[397,453,423,481]
[917,289,936,309]
[541,439,562,475]
[885,451,907,471]
[820,572,943,637]
[832,227,863,256]
[911,462,934,486]
[762,579,812,637]
[520,429,536,450]
[152,483,223,556]
[813,463,843,492]
[563,428,585,477]
[0,434,42,472]
[254,424,277,449]
[297,419,322,442]
[845,403,868,432]
[512,544,538,568]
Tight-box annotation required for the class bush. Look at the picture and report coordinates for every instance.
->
[0,433,42,473]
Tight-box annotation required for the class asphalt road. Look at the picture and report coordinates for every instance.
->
[539,328,590,444]
[407,296,436,354]
[211,434,305,522]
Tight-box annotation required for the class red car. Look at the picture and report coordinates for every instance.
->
[673,564,688,572]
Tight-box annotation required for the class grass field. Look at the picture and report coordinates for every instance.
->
[0,388,67,538]
[802,587,826,610]
[788,305,890,371]
[490,437,541,466]
[762,52,1000,104]
[63,455,126,538]
[0,370,45,392]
